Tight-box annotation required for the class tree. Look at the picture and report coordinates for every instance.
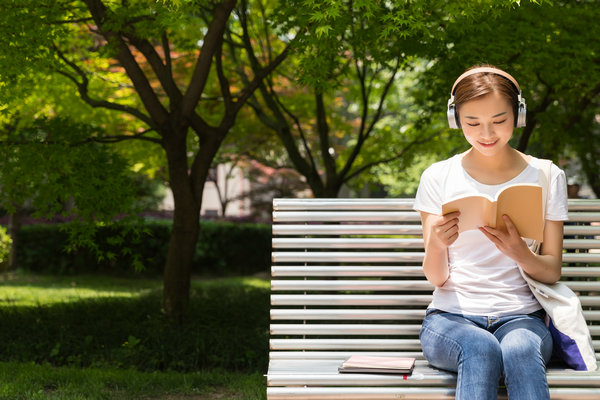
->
[230,0,529,198]
[410,1,600,195]
[0,0,292,319]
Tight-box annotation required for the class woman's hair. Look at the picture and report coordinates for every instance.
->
[454,64,520,122]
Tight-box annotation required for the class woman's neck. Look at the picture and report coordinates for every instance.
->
[461,147,529,185]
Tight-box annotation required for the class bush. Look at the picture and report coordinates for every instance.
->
[14,220,270,276]
[0,225,11,268]
[0,283,270,372]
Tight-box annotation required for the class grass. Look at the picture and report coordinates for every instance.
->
[0,271,269,399]
[0,361,266,400]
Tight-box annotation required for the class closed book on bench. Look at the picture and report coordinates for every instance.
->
[441,183,543,241]
[338,355,415,374]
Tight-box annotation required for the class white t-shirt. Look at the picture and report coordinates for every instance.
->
[413,154,569,316]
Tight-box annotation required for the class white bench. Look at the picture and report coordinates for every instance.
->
[267,198,600,400]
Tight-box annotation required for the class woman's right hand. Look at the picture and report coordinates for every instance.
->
[427,211,461,250]
[419,211,460,287]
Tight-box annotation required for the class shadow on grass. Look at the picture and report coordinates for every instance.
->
[0,274,270,374]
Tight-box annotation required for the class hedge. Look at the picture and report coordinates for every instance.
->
[13,220,271,276]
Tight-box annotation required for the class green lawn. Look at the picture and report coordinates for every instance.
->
[0,272,269,399]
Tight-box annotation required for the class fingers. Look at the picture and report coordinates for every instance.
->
[435,212,460,246]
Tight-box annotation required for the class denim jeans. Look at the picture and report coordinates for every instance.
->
[420,308,553,400]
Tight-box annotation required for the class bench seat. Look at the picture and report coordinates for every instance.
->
[267,198,600,399]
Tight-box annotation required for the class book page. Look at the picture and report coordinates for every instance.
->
[442,196,494,234]
[495,184,543,241]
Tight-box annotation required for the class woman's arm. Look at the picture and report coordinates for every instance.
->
[479,216,563,284]
[420,210,460,287]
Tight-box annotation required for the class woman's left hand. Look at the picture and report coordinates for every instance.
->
[479,215,532,263]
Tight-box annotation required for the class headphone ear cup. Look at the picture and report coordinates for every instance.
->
[447,97,460,129]
[516,98,527,128]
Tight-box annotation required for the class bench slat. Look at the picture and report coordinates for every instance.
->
[271,294,432,306]
[273,198,415,210]
[563,253,600,263]
[270,309,425,320]
[272,224,422,235]
[268,387,600,400]
[267,386,457,400]
[271,266,425,277]
[271,265,600,278]
[271,324,600,337]
[271,324,421,336]
[271,279,600,292]
[271,324,600,336]
[273,238,600,250]
[273,211,421,222]
[270,309,600,321]
[272,251,424,263]
[273,251,600,263]
[267,359,600,387]
[272,238,424,249]
[270,339,422,350]
[271,280,432,291]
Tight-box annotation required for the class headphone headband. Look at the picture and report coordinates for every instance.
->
[451,67,521,95]
[447,66,526,129]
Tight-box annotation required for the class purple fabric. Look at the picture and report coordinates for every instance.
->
[548,318,587,371]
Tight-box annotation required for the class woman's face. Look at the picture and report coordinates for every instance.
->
[458,91,515,156]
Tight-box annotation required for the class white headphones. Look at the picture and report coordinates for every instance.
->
[447,67,527,129]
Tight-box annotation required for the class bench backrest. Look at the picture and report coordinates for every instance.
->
[270,198,600,362]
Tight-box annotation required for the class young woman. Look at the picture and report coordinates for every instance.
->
[413,65,569,399]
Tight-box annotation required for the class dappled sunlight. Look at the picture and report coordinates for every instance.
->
[0,274,162,307]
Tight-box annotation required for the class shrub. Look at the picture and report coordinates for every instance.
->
[14,220,270,276]
[0,225,12,270]
[0,283,270,372]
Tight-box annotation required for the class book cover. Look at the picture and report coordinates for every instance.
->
[338,355,416,374]
[441,183,544,241]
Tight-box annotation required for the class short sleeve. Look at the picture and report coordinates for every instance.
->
[546,164,569,221]
[413,162,445,215]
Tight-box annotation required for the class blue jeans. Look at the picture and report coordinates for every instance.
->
[420,308,553,400]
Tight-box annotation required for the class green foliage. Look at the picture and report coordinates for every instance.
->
[0,276,270,373]
[14,220,271,276]
[0,226,11,266]
[411,0,600,195]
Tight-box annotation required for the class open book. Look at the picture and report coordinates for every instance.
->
[338,355,416,374]
[441,183,544,241]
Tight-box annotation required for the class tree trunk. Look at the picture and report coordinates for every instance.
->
[162,129,200,321]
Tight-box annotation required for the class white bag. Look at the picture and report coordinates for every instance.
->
[519,158,597,371]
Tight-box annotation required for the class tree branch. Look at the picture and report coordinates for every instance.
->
[182,0,237,117]
[83,0,169,128]
[344,130,442,183]
[53,45,157,130]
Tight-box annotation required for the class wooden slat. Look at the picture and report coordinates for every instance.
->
[271,266,424,277]
[270,309,600,321]
[270,324,600,337]
[271,280,432,292]
[273,211,421,222]
[270,339,422,350]
[272,238,424,249]
[271,266,600,278]
[567,212,600,223]
[272,251,424,263]
[270,324,422,336]
[564,225,600,236]
[273,198,415,210]
[270,309,425,321]
[563,253,600,263]
[272,224,422,236]
[271,294,432,306]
